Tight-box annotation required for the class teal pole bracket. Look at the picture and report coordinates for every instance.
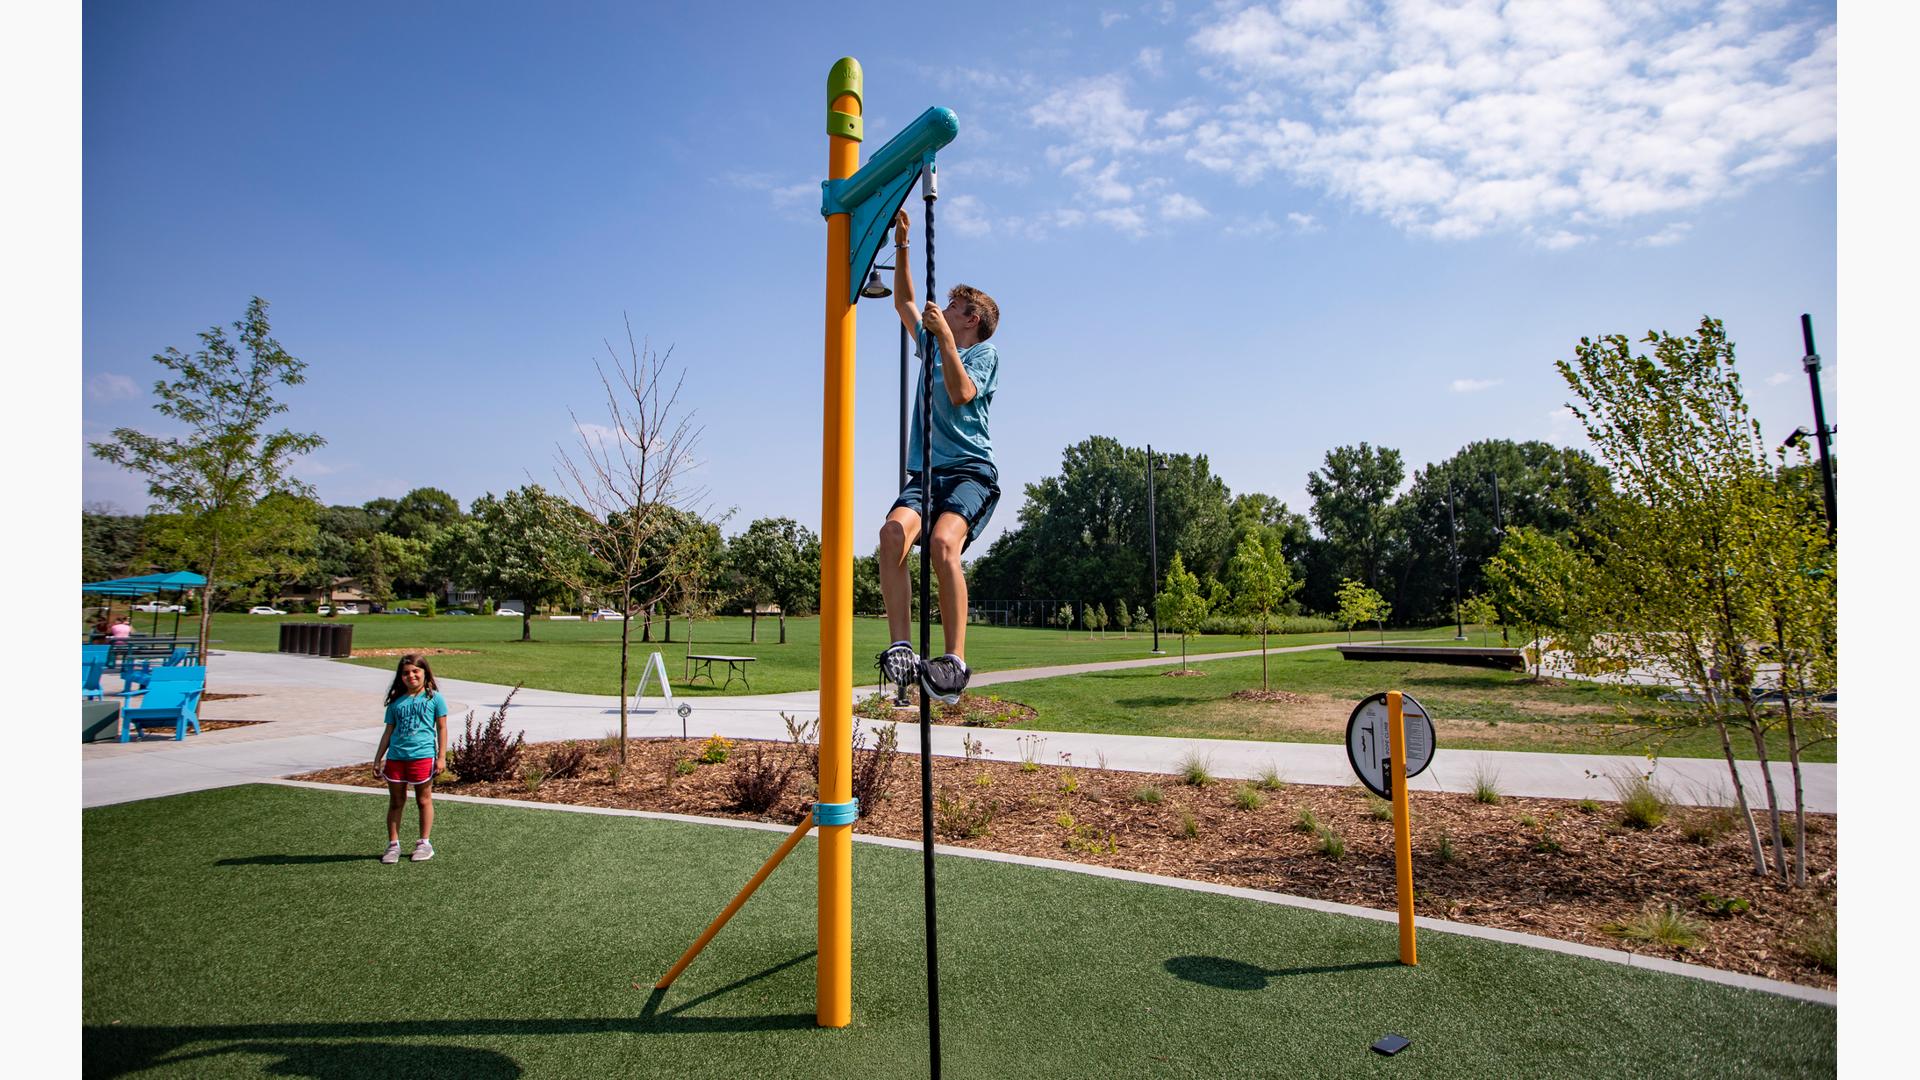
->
[823,106,959,304]
[813,799,860,826]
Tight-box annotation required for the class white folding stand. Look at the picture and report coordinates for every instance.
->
[633,650,693,739]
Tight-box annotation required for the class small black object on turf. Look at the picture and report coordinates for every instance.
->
[1371,1034,1411,1056]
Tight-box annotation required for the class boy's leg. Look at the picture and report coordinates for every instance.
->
[928,511,971,659]
[877,505,922,643]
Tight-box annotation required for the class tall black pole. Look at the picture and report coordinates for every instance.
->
[917,166,944,1080]
[1800,314,1837,541]
[1147,444,1162,655]
[1489,468,1506,643]
[1446,473,1463,640]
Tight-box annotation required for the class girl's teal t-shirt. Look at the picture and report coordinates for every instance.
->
[384,690,447,760]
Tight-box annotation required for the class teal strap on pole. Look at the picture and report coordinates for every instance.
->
[813,799,860,826]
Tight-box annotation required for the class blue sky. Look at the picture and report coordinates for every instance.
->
[80,0,1839,554]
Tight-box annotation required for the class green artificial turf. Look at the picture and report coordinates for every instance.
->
[985,649,1836,762]
[83,785,1834,1078]
[196,613,1467,697]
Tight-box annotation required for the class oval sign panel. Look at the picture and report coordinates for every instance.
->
[1345,692,1437,800]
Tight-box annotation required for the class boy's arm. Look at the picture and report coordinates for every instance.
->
[922,304,977,405]
[891,210,918,335]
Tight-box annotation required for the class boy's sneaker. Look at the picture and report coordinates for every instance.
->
[921,654,970,705]
[411,839,435,862]
[876,641,920,697]
[380,841,401,864]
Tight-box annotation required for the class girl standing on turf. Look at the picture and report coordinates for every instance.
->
[373,654,448,863]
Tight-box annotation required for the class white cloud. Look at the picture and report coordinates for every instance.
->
[1159,193,1210,220]
[86,373,140,400]
[1286,211,1320,233]
[1170,1,1834,241]
[1030,75,1156,156]
[1138,47,1164,75]
[1766,371,1793,386]
[1534,229,1589,250]
[1450,377,1504,393]
[945,193,993,237]
[1636,222,1693,247]
[1102,10,1130,29]
[1092,206,1150,236]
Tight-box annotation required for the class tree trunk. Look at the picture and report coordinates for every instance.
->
[642,604,653,643]
[1741,702,1788,882]
[198,536,221,679]
[779,611,787,644]
[617,586,632,765]
[664,610,672,643]
[1710,701,1768,875]
[750,609,757,643]
[1261,628,1269,690]
[521,609,532,642]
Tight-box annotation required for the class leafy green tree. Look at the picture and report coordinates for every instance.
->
[1054,602,1075,635]
[1481,526,1589,678]
[727,517,820,644]
[1204,575,1232,615]
[1154,552,1210,670]
[89,297,325,665]
[1557,317,1834,880]
[1134,605,1150,636]
[82,507,154,584]
[1306,443,1404,592]
[437,486,583,642]
[1113,596,1131,637]
[1458,593,1500,646]
[1228,532,1301,689]
[1334,579,1390,643]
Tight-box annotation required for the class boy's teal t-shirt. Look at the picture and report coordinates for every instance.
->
[907,333,998,475]
[384,690,447,760]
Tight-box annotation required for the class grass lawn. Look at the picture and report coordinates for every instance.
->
[83,785,1832,1079]
[982,649,1837,763]
[201,613,1468,697]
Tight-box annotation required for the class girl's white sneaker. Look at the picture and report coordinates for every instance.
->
[380,841,401,864]
[411,839,435,862]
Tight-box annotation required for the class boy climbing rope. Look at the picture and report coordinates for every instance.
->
[876,208,1001,705]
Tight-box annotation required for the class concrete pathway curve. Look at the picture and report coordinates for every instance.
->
[82,648,1836,814]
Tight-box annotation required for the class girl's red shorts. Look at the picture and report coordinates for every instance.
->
[381,757,436,785]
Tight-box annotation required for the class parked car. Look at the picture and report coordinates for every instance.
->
[496,608,523,617]
[444,609,472,616]
[247,606,287,615]
[590,609,626,620]
[338,604,360,615]
[316,605,332,615]
[133,602,186,613]
[387,607,417,616]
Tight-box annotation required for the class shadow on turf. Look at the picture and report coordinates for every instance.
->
[214,854,376,866]
[1164,955,1398,991]
[84,952,822,1078]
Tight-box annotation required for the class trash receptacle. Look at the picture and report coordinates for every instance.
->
[317,624,339,657]
[302,623,324,655]
[278,623,293,653]
[331,623,354,658]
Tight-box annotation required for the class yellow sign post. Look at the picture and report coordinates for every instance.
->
[1387,690,1417,965]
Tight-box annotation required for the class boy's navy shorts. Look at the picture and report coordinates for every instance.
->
[890,462,1000,552]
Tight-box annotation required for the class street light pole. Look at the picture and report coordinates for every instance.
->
[1446,471,1464,640]
[1147,444,1165,655]
[1799,314,1838,541]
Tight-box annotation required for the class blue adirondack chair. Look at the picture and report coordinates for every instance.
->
[82,646,110,701]
[120,666,206,742]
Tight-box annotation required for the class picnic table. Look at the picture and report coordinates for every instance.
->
[685,654,756,691]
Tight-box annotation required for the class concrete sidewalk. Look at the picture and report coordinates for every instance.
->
[82,648,1836,814]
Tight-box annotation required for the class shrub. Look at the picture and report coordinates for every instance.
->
[1192,613,1338,635]
[851,721,901,819]
[699,734,732,764]
[1471,765,1502,805]
[673,757,698,777]
[854,692,897,720]
[1293,808,1320,834]
[725,744,801,814]
[1016,734,1046,772]
[1177,752,1214,787]
[1435,831,1457,864]
[1792,914,1837,972]
[1697,892,1750,918]
[1232,785,1264,811]
[598,729,623,754]
[1253,763,1286,791]
[604,763,622,786]
[1576,798,1602,814]
[1603,905,1703,949]
[1133,784,1163,805]
[1058,771,1079,795]
[1682,807,1739,845]
[547,741,589,780]
[1366,795,1393,821]
[1316,827,1346,859]
[934,791,995,839]
[1611,774,1669,830]
[521,761,548,793]
[448,687,525,782]
[1178,809,1200,839]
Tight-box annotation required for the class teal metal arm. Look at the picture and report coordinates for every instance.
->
[822,106,959,304]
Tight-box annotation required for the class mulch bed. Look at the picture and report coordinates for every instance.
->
[293,735,1837,990]
[1230,689,1312,704]
[858,690,1039,728]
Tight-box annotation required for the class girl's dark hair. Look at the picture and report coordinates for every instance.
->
[384,654,439,705]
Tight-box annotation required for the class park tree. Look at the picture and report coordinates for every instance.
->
[1306,443,1404,594]
[548,325,706,759]
[1154,552,1210,671]
[382,487,464,541]
[89,297,325,666]
[439,485,584,643]
[1229,531,1301,689]
[1054,602,1075,635]
[1113,596,1131,637]
[82,506,155,584]
[1458,593,1501,646]
[1334,579,1390,643]
[727,517,820,644]
[1557,317,1835,880]
[346,531,432,605]
[1481,526,1590,679]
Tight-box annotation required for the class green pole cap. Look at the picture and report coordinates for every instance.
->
[827,57,863,111]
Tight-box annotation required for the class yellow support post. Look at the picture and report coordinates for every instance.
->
[655,814,818,989]
[817,55,863,1029]
[1388,690,1418,965]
